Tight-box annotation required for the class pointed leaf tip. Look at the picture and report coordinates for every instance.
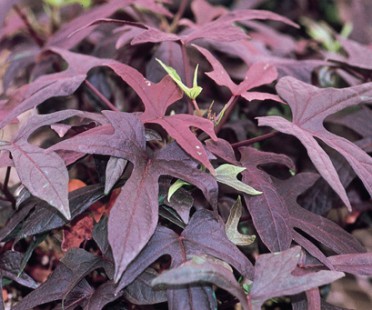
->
[215,164,262,195]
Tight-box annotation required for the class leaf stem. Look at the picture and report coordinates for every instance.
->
[84,80,119,112]
[2,166,16,207]
[169,0,188,32]
[215,95,238,133]
[180,42,194,113]
[13,5,44,48]
[232,131,278,149]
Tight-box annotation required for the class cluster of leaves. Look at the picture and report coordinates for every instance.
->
[0,0,371,309]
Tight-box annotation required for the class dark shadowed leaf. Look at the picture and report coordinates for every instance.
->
[15,184,104,239]
[249,246,344,309]
[82,281,123,310]
[258,77,372,210]
[152,255,249,310]
[0,251,38,289]
[239,147,294,252]
[52,279,94,310]
[124,268,167,305]
[274,173,366,254]
[12,249,113,310]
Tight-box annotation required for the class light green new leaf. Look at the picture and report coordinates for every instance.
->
[44,0,92,8]
[225,197,256,246]
[156,59,202,100]
[215,164,262,195]
[167,179,190,201]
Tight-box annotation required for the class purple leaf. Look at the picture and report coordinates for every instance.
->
[275,173,366,254]
[107,60,218,172]
[4,141,70,219]
[250,246,344,308]
[258,77,372,210]
[152,256,249,310]
[124,268,167,305]
[50,112,218,281]
[44,0,171,49]
[104,157,127,194]
[12,249,113,310]
[239,147,294,252]
[194,45,279,99]
[13,184,104,240]
[328,253,372,276]
[116,209,253,304]
[0,251,38,289]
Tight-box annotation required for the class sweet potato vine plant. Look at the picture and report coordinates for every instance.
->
[0,0,371,309]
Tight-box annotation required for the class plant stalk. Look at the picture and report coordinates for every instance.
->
[232,131,278,149]
[84,80,119,111]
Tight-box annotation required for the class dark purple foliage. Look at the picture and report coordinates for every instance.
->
[0,0,371,309]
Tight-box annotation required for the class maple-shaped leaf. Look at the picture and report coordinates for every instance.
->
[274,173,366,255]
[0,47,118,129]
[45,0,171,49]
[49,112,218,281]
[249,246,344,309]
[12,249,113,310]
[257,76,372,211]
[210,39,325,83]
[116,209,253,309]
[194,44,282,102]
[130,8,297,46]
[152,255,249,310]
[0,110,82,219]
[106,62,217,172]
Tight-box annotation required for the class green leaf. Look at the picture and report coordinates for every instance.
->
[167,179,190,201]
[225,197,256,246]
[156,59,202,100]
[215,164,262,195]
[43,0,92,8]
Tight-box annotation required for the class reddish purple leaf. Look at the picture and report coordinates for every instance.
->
[0,49,107,129]
[50,112,218,281]
[328,253,372,276]
[107,61,218,172]
[190,0,227,25]
[249,246,344,308]
[118,210,250,309]
[258,77,372,210]
[194,45,279,100]
[329,37,372,72]
[45,0,171,49]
